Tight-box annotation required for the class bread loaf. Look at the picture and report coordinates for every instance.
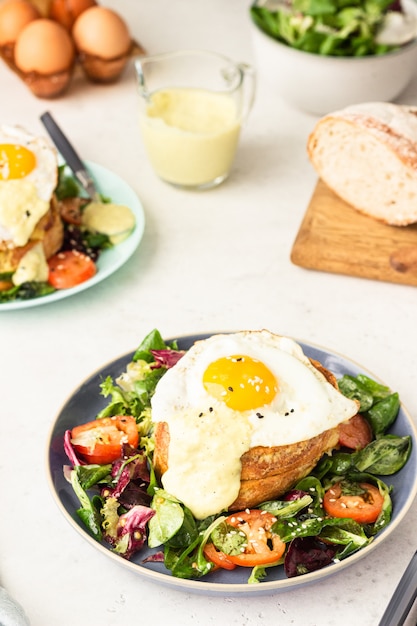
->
[307,102,417,226]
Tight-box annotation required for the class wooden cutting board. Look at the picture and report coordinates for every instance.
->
[291,180,417,287]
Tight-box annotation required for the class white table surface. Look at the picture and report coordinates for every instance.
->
[1,1,417,624]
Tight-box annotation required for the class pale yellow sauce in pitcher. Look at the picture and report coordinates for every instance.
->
[139,88,241,188]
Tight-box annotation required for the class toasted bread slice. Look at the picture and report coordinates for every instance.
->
[0,195,64,273]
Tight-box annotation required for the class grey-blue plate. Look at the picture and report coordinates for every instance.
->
[46,334,417,595]
[1,161,145,311]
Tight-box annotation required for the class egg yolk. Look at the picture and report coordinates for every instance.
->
[0,144,36,180]
[202,354,279,411]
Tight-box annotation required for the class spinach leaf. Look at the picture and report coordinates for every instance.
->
[70,468,103,541]
[75,463,112,490]
[337,374,374,411]
[356,374,391,400]
[259,495,313,518]
[364,392,400,436]
[163,516,226,579]
[0,281,55,303]
[353,435,412,475]
[314,451,354,477]
[55,164,82,200]
[165,506,199,549]
[272,516,326,543]
[147,489,185,548]
[133,328,177,362]
[294,476,326,516]
[319,517,369,550]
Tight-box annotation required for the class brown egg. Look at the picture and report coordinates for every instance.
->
[72,6,131,59]
[0,0,40,46]
[14,18,75,97]
[49,0,97,31]
[15,17,74,73]
[72,6,132,82]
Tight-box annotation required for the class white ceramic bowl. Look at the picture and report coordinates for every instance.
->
[249,0,417,115]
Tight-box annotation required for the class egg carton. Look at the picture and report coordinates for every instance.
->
[0,38,145,99]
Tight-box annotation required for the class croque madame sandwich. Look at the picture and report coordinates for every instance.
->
[0,125,63,284]
[151,330,359,520]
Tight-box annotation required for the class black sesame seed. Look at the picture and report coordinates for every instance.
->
[228,386,234,392]
[209,407,213,412]
[256,412,264,419]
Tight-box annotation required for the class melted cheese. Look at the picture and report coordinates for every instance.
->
[12,242,48,285]
[161,405,253,519]
[0,180,49,246]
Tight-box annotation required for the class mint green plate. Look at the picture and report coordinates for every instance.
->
[0,161,145,311]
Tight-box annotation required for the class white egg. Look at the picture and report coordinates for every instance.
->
[0,125,58,246]
[151,330,359,446]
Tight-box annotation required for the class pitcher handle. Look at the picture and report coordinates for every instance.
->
[239,63,257,123]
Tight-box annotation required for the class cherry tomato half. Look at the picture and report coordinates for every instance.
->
[48,250,96,289]
[203,542,237,571]
[323,482,384,524]
[204,509,285,569]
[71,415,139,464]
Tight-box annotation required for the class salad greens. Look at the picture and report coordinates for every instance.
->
[63,329,413,583]
[250,0,404,56]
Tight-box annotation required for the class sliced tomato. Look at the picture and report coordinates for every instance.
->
[48,250,96,289]
[323,482,384,524]
[338,413,373,450]
[221,510,285,567]
[203,542,237,571]
[71,415,139,464]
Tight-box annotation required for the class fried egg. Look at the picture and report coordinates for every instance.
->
[0,125,58,247]
[151,330,359,518]
[151,330,358,447]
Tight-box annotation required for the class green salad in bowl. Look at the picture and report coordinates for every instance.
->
[249,0,417,113]
[250,0,417,56]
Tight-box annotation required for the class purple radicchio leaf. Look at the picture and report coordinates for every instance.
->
[102,450,151,508]
[284,489,309,502]
[150,349,185,369]
[63,429,84,466]
[284,537,339,578]
[142,551,165,564]
[115,505,155,559]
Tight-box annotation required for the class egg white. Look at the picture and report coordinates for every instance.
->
[0,125,58,246]
[151,330,359,446]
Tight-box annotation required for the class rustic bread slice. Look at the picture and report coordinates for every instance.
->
[307,102,417,226]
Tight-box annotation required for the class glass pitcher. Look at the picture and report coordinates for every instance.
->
[134,50,256,190]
